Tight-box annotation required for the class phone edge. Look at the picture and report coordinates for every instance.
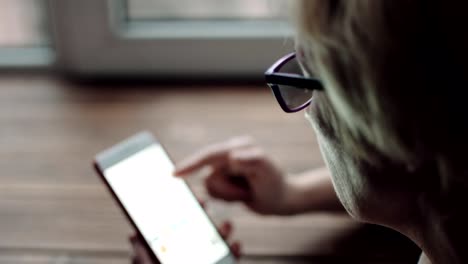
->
[93,131,236,264]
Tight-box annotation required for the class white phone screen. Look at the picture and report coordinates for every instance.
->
[103,144,230,264]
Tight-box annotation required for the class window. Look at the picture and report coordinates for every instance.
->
[0,0,48,46]
[0,0,52,67]
[127,0,285,20]
[50,0,294,77]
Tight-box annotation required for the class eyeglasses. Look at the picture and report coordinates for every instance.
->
[265,52,324,113]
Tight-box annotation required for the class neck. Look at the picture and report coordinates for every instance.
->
[394,210,463,264]
[418,253,431,264]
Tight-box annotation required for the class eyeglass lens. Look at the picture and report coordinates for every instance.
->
[277,56,313,110]
[278,85,314,110]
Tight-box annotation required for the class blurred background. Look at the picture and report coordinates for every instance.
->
[0,1,419,263]
[0,0,291,76]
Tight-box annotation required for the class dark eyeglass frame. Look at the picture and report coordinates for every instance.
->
[265,52,324,113]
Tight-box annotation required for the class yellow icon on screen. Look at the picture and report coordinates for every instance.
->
[161,245,167,253]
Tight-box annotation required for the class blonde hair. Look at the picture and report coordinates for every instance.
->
[292,1,468,261]
[293,0,468,168]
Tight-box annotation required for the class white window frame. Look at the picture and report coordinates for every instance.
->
[49,0,295,77]
[0,47,53,68]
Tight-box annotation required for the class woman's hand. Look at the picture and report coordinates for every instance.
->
[129,220,241,264]
[174,136,293,215]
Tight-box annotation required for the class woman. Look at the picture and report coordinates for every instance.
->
[132,1,468,263]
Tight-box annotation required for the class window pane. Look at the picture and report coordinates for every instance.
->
[0,0,48,47]
[127,0,286,20]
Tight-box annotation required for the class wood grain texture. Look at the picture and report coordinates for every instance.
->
[0,74,420,263]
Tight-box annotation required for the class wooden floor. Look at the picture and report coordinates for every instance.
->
[0,74,420,263]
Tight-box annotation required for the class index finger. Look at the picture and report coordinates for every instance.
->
[173,136,254,176]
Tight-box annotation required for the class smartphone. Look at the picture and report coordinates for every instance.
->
[94,131,236,264]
